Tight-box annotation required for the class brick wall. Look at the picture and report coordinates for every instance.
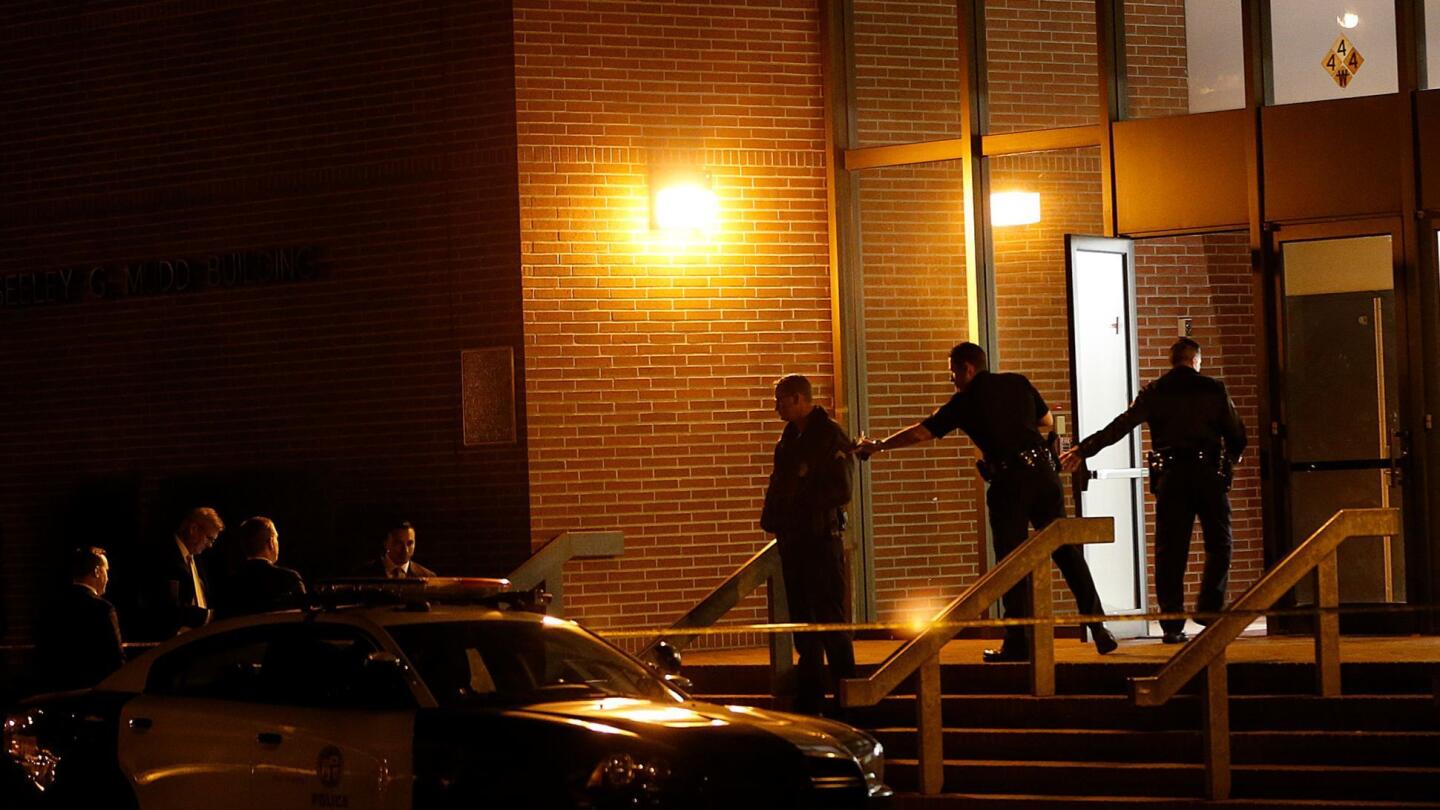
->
[0,0,530,642]
[514,0,830,641]
[853,0,964,145]
[856,162,980,622]
[1134,234,1264,598]
[984,0,1100,133]
[988,148,1104,613]
[851,1,979,623]
[1123,0,1190,118]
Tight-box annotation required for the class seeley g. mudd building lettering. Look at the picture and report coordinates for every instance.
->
[1,246,321,309]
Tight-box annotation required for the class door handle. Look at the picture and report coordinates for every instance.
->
[1088,467,1148,480]
[128,717,152,731]
[257,732,283,745]
[1386,427,1410,487]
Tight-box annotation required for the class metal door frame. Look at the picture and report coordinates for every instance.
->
[1266,216,1421,627]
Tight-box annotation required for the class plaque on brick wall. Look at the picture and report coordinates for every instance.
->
[462,347,517,446]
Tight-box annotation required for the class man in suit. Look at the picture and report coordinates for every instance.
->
[359,521,437,578]
[35,546,125,691]
[142,506,223,638]
[216,516,306,618]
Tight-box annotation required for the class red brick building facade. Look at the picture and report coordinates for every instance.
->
[0,0,1264,645]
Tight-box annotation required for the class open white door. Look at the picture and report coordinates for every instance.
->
[1065,235,1148,638]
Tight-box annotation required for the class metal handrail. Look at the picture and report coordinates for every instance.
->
[639,539,793,696]
[839,517,1115,795]
[507,530,625,617]
[1129,507,1402,801]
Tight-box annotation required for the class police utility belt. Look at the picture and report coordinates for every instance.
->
[1146,446,1233,491]
[976,445,1057,482]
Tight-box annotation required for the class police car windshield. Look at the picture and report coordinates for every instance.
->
[389,620,680,707]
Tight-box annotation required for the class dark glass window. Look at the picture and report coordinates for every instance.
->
[147,623,412,709]
[388,619,679,707]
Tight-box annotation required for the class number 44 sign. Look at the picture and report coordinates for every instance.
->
[1322,34,1365,88]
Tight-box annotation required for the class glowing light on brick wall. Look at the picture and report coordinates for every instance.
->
[651,167,718,234]
[990,190,1042,226]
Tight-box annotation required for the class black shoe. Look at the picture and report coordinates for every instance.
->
[1162,631,1189,645]
[982,646,1029,663]
[1090,626,1118,655]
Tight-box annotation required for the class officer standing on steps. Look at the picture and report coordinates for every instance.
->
[1060,337,1246,645]
[855,342,1117,662]
[761,373,857,716]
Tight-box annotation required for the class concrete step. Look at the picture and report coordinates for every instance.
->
[871,728,1440,766]
[698,693,1440,732]
[886,793,1440,809]
[884,760,1440,802]
[684,660,1439,698]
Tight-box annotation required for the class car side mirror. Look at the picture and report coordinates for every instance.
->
[662,673,693,693]
[357,651,412,706]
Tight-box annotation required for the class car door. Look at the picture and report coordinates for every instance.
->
[119,626,276,809]
[246,622,416,809]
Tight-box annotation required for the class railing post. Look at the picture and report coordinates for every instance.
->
[1030,561,1055,697]
[917,653,945,795]
[1315,549,1341,697]
[1203,653,1231,800]
[766,571,793,700]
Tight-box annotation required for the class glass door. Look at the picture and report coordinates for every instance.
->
[1274,223,1408,606]
[1065,235,1147,637]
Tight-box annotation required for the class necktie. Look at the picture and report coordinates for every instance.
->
[188,555,207,608]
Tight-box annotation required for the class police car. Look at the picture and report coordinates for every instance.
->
[4,579,889,808]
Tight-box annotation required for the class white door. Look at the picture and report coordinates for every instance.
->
[118,622,416,809]
[120,697,260,809]
[1066,235,1148,637]
[119,628,274,809]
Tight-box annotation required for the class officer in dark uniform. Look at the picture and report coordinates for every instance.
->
[760,373,857,715]
[1060,337,1246,644]
[856,342,1116,662]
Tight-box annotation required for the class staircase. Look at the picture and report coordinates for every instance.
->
[684,649,1440,808]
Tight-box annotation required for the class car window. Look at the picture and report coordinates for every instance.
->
[388,620,681,708]
[147,623,414,709]
[146,627,271,701]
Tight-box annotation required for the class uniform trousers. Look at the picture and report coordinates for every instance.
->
[987,464,1106,647]
[1153,461,1232,634]
[777,532,856,715]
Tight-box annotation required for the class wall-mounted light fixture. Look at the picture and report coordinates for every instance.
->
[650,165,718,234]
[1337,11,1360,28]
[990,190,1041,226]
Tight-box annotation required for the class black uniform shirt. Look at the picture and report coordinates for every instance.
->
[1077,365,1247,460]
[921,371,1049,461]
[760,405,853,537]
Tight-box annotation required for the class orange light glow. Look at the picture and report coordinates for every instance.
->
[653,182,719,233]
[990,190,1041,226]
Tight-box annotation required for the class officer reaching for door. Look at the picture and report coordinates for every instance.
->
[1060,337,1247,644]
[856,342,1117,662]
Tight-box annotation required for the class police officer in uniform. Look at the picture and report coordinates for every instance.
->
[761,373,857,715]
[1060,337,1246,644]
[856,343,1117,662]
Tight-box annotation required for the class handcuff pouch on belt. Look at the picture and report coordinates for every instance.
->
[1146,447,1234,494]
[977,445,1058,483]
